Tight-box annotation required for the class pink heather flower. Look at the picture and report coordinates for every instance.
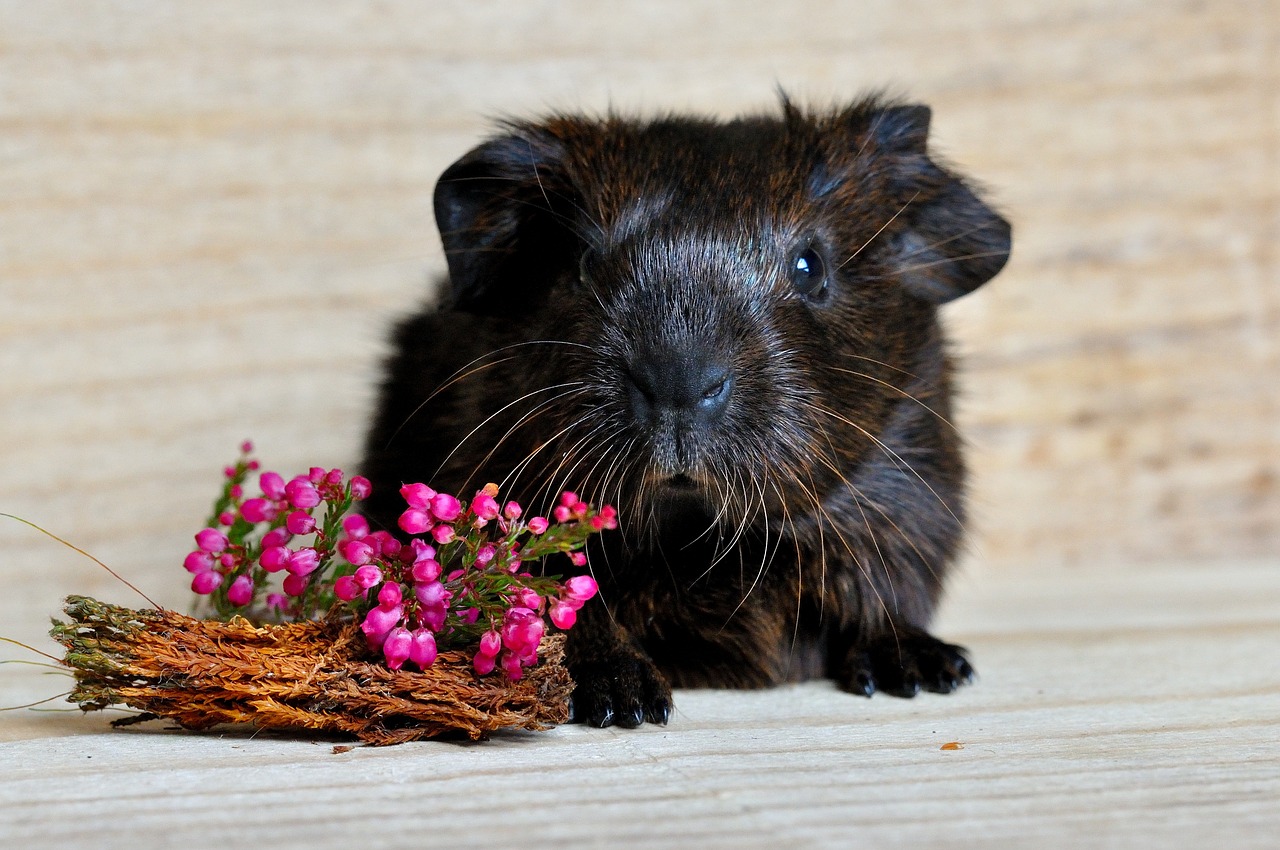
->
[458,607,480,625]
[325,468,344,487]
[471,492,501,522]
[259,546,291,572]
[430,493,462,522]
[411,558,442,584]
[246,461,260,472]
[333,575,362,602]
[591,515,606,531]
[573,500,589,516]
[503,501,522,520]
[418,604,447,633]
[404,538,435,564]
[286,547,320,576]
[354,564,384,589]
[400,483,436,510]
[227,575,254,607]
[500,650,524,680]
[549,601,577,629]
[361,605,403,645]
[282,573,310,597]
[285,510,316,536]
[563,575,599,605]
[382,627,413,671]
[339,538,375,566]
[308,466,326,484]
[479,630,502,658]
[349,476,372,500]
[399,508,432,535]
[229,484,244,499]
[409,629,438,668]
[569,551,588,567]
[501,607,544,656]
[378,582,403,608]
[414,581,447,608]
[259,471,286,501]
[241,498,278,524]
[219,553,236,569]
[526,516,549,535]
[184,551,214,574]
[191,570,223,595]
[431,524,456,545]
[369,531,401,558]
[475,544,496,567]
[240,440,254,454]
[560,491,579,507]
[194,528,229,554]
[285,477,321,510]
[342,514,370,539]
[265,593,288,612]
[553,506,572,523]
[261,527,292,549]
[224,465,236,479]
[473,652,496,676]
[600,505,618,529]
[511,587,542,612]
[218,511,236,527]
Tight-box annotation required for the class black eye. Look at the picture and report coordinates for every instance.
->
[791,244,829,300]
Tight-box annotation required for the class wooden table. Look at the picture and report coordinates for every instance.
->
[4,558,1276,849]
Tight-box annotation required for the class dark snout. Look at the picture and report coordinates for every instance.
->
[625,347,733,428]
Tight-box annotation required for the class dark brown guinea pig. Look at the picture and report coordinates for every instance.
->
[360,94,1011,728]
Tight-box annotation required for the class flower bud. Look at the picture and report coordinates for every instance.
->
[409,629,438,668]
[286,547,320,576]
[349,476,372,500]
[226,575,254,607]
[240,498,278,524]
[261,527,292,549]
[549,601,577,629]
[431,524,455,545]
[378,582,403,608]
[333,575,362,602]
[338,538,375,566]
[284,477,321,510]
[398,508,432,535]
[281,573,309,597]
[191,570,223,595]
[195,528,229,554]
[258,471,286,500]
[563,575,599,605]
[342,514,370,539]
[471,492,501,522]
[526,516,549,535]
[382,627,413,671]
[400,483,436,511]
[285,510,316,536]
[411,558,442,584]
[259,545,291,573]
[183,550,214,574]
[430,493,462,522]
[354,564,383,589]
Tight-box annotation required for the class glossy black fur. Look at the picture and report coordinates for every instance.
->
[361,95,1010,727]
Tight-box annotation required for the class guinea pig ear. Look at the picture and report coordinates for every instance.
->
[432,132,578,315]
[868,105,1012,304]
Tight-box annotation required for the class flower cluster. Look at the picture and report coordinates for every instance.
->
[184,443,611,678]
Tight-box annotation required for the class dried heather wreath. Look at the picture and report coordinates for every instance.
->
[50,442,613,742]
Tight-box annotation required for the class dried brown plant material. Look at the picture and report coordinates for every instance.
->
[51,595,572,744]
[940,741,964,751]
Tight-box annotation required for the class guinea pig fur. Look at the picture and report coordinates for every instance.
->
[360,95,1011,728]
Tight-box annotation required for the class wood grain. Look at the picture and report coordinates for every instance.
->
[1,2,1278,846]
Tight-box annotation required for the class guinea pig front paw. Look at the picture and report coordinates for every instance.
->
[568,654,673,729]
[839,631,975,699]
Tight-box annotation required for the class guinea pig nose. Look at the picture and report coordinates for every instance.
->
[625,350,733,423]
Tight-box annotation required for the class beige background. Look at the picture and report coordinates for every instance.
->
[1,3,1277,847]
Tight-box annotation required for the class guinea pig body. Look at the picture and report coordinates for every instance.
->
[361,95,1011,728]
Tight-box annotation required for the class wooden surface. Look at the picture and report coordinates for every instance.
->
[2,558,1278,849]
[2,2,1278,848]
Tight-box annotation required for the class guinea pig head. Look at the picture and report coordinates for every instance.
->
[431,98,1011,524]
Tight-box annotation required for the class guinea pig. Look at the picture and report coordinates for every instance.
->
[360,94,1011,728]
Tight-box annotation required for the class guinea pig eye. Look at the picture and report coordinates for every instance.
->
[790,244,829,301]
